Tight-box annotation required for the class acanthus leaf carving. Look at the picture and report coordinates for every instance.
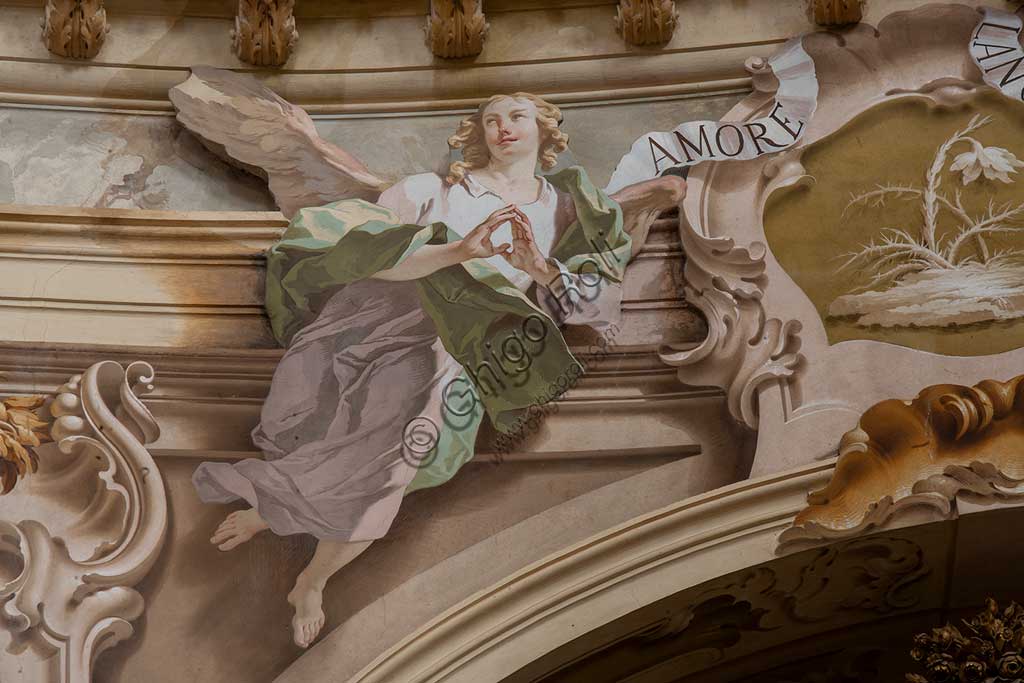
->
[547,536,928,681]
[427,0,488,59]
[615,0,679,46]
[231,0,298,68]
[809,0,863,26]
[779,374,1024,554]
[659,223,803,430]
[41,0,109,60]
[0,361,165,683]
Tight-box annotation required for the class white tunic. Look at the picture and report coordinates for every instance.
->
[378,171,622,324]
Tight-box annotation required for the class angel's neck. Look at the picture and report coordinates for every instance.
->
[478,156,539,189]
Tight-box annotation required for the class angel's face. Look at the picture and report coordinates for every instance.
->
[481,98,541,166]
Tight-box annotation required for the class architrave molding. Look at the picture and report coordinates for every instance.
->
[427,0,488,59]
[0,361,165,683]
[615,0,679,46]
[41,0,109,60]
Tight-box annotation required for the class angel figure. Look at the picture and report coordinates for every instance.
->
[170,67,686,649]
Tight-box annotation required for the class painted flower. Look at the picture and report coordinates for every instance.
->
[950,141,1024,185]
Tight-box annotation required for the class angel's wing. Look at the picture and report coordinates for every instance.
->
[169,66,391,218]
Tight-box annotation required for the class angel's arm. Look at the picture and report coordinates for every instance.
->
[536,261,624,327]
[372,192,522,281]
[372,243,468,281]
[534,174,687,326]
[610,174,687,259]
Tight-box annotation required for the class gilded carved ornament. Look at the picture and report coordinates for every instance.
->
[427,0,488,59]
[779,374,1024,553]
[41,0,109,60]
[615,0,679,46]
[907,599,1024,683]
[0,361,166,683]
[231,0,298,67]
[809,0,863,26]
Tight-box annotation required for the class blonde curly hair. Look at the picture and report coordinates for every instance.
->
[445,93,569,186]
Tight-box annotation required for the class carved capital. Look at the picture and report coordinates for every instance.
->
[0,361,165,683]
[615,0,679,46]
[809,0,863,26]
[427,0,488,59]
[231,0,298,67]
[780,374,1024,553]
[41,0,109,60]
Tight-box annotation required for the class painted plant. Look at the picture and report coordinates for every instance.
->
[829,115,1024,328]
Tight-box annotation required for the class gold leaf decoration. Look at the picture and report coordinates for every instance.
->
[0,396,52,494]
[615,0,679,46]
[427,0,488,59]
[231,0,298,67]
[41,0,109,60]
[810,0,863,26]
[779,374,1024,552]
[907,598,1024,682]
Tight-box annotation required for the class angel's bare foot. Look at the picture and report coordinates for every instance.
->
[287,578,326,648]
[210,508,269,551]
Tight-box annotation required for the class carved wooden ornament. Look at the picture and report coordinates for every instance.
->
[779,374,1024,553]
[231,0,298,67]
[615,0,679,46]
[41,0,109,60]
[427,0,488,59]
[810,0,863,26]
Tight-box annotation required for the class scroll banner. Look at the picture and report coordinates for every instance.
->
[971,8,1024,101]
[605,38,819,194]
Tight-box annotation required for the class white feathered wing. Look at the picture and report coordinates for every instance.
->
[169,66,391,218]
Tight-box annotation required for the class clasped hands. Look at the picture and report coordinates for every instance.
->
[456,205,557,284]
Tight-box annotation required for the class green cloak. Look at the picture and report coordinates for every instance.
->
[263,166,629,492]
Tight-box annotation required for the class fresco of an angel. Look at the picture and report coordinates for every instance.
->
[169,67,686,648]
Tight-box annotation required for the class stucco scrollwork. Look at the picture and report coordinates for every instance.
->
[780,374,1024,553]
[231,0,298,67]
[427,0,488,59]
[809,0,863,26]
[659,56,803,431]
[0,361,165,683]
[659,223,803,430]
[615,0,679,46]
[41,0,109,60]
[568,536,927,680]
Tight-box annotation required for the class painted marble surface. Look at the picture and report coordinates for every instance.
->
[0,108,275,210]
[0,93,742,211]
